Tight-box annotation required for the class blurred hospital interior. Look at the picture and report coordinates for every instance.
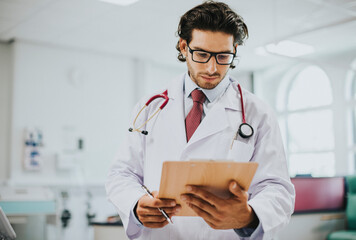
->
[0,0,356,239]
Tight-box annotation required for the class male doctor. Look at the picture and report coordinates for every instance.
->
[106,1,295,239]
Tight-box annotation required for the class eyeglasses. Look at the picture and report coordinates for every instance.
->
[187,44,235,65]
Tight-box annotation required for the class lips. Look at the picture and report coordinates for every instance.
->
[201,75,219,81]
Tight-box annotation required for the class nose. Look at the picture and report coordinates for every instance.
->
[206,56,217,74]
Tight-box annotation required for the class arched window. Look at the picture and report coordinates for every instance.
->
[278,65,334,177]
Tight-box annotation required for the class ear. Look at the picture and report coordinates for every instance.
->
[234,43,238,54]
[179,39,188,57]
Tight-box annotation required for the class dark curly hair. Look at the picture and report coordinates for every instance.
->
[176,1,248,69]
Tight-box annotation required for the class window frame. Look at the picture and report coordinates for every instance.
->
[346,59,356,173]
[277,64,335,177]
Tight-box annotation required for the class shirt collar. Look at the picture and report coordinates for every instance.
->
[184,72,230,103]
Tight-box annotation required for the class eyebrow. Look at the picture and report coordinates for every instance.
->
[190,46,234,54]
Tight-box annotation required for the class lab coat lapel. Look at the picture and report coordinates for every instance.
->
[186,81,241,146]
[162,74,187,156]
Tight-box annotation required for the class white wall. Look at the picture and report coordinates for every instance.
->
[231,71,253,92]
[9,40,137,186]
[0,42,12,182]
[144,60,185,94]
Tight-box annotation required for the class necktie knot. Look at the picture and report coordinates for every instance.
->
[191,89,206,104]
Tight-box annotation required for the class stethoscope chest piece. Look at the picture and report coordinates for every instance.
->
[238,123,254,138]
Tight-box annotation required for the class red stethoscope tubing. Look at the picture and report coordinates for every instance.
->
[237,84,246,124]
[145,90,169,109]
[129,83,252,138]
[236,84,254,139]
[128,90,169,135]
[143,84,244,113]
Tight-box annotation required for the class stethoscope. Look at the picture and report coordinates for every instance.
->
[128,83,254,141]
[128,90,169,135]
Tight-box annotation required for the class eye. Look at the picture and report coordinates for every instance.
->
[217,54,229,60]
[196,52,209,58]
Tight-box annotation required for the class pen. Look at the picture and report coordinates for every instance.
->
[141,185,173,224]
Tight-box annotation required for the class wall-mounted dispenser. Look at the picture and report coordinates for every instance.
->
[23,128,43,171]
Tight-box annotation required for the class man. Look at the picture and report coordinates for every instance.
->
[106,1,295,239]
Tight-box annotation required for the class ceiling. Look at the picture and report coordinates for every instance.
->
[0,0,356,71]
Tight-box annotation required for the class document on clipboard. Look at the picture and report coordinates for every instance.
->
[157,160,258,216]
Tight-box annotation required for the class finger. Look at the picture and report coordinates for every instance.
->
[139,215,166,222]
[143,221,169,229]
[137,206,164,216]
[205,219,218,230]
[229,181,248,200]
[140,195,176,208]
[187,202,218,224]
[151,191,159,198]
[151,191,175,202]
[161,205,182,214]
[139,206,181,216]
[184,185,222,206]
[138,205,176,214]
[180,194,218,216]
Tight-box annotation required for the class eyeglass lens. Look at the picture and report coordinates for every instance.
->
[192,51,234,64]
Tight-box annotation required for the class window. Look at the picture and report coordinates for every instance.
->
[347,59,356,174]
[278,65,335,177]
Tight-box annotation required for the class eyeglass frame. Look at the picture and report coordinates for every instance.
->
[187,43,236,65]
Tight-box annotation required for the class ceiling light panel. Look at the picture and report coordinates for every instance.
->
[99,0,140,6]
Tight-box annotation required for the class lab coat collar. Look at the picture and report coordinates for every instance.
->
[167,73,242,112]
[163,73,188,151]
[186,78,242,146]
[166,73,243,147]
[215,77,240,111]
[184,73,230,104]
[224,76,242,112]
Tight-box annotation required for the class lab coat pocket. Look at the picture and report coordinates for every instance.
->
[227,140,254,162]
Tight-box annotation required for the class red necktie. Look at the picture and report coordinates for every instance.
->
[185,89,206,142]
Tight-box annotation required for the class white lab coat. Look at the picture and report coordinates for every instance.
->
[106,73,295,240]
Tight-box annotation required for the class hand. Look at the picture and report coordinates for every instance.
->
[135,191,181,228]
[180,181,259,229]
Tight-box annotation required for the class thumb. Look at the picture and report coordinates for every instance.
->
[229,181,244,198]
[151,191,159,198]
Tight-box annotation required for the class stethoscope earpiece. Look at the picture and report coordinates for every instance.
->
[128,128,148,135]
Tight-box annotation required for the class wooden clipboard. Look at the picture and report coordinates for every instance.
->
[158,160,258,216]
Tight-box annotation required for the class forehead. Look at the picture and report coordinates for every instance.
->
[190,29,234,52]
